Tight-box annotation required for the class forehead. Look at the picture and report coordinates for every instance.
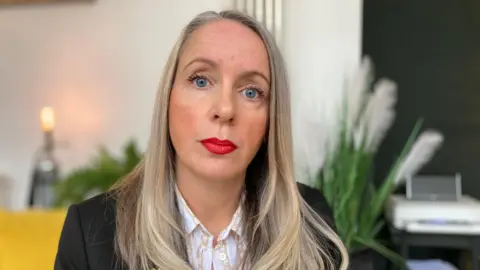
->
[179,19,270,74]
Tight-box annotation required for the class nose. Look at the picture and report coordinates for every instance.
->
[212,85,235,124]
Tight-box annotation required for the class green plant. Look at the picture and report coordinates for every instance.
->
[54,139,142,207]
[304,58,444,264]
[317,115,422,264]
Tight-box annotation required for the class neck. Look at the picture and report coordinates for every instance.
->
[176,165,245,236]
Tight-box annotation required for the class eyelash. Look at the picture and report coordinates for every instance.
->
[187,73,207,84]
[187,73,266,99]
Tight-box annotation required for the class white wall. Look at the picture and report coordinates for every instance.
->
[284,0,363,182]
[285,0,362,109]
[0,0,362,209]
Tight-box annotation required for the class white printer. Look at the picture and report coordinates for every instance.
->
[385,174,480,234]
[386,194,480,234]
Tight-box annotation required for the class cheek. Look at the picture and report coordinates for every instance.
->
[241,108,269,148]
[168,89,197,148]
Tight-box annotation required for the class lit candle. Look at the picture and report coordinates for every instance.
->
[31,106,59,208]
[40,107,55,132]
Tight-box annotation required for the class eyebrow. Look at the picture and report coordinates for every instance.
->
[182,57,270,85]
[239,70,270,86]
[182,57,217,72]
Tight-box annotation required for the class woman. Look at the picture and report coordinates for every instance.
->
[55,10,348,270]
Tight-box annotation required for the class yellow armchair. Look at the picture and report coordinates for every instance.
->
[0,208,66,270]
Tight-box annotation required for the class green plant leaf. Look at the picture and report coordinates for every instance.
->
[354,236,406,267]
[366,119,423,230]
[54,140,143,207]
[370,220,385,239]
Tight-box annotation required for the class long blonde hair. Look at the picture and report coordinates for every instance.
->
[113,10,349,270]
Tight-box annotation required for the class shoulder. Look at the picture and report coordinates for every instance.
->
[70,185,331,231]
[296,181,324,203]
[72,192,117,245]
[55,193,119,270]
[296,182,335,229]
[74,192,117,225]
[296,183,343,268]
[60,193,117,239]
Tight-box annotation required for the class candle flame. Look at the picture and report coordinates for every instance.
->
[40,107,55,132]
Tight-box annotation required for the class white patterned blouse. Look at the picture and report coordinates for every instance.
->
[176,189,247,270]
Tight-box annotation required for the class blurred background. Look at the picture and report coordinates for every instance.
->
[0,0,360,210]
[1,0,479,269]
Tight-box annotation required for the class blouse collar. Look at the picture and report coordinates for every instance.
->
[175,186,244,239]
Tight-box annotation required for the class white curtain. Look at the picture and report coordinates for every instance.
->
[233,0,283,48]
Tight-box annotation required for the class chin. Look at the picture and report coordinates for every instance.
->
[194,159,245,181]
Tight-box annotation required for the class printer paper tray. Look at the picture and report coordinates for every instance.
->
[404,223,480,235]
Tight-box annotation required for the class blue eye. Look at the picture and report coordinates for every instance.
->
[243,88,258,99]
[193,77,208,88]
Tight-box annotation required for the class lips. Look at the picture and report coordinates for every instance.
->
[200,138,237,155]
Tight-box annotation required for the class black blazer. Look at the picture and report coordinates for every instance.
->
[54,182,339,270]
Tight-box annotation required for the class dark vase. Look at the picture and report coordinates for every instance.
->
[349,248,374,270]
[28,130,60,208]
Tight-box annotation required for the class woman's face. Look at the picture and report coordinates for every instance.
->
[169,19,270,182]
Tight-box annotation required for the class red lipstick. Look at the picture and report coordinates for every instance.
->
[200,138,237,155]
